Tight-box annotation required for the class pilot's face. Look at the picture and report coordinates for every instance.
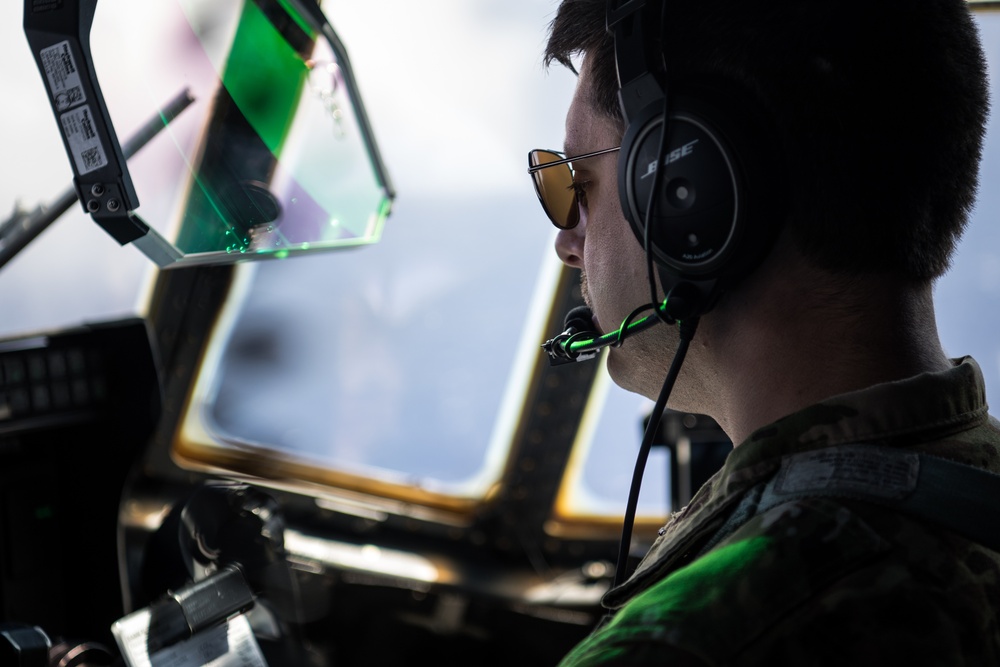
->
[555,54,671,396]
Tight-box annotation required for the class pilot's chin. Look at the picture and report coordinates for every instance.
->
[604,349,637,393]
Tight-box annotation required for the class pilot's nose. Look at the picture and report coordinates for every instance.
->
[555,222,584,269]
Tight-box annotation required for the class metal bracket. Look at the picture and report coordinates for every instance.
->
[23,0,150,246]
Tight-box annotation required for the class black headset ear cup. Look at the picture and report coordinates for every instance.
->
[618,83,785,290]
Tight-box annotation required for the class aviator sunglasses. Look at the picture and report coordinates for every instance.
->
[527,147,620,229]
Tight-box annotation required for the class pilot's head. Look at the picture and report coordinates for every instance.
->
[539,0,989,420]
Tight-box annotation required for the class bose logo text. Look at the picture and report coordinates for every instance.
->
[640,139,699,179]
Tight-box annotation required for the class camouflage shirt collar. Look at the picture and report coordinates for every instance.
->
[603,356,990,609]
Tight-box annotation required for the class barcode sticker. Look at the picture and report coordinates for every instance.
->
[39,40,86,111]
[60,105,107,175]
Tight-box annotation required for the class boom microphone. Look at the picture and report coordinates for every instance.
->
[542,306,601,365]
[541,298,685,365]
[563,305,597,335]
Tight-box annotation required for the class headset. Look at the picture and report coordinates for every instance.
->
[609,0,786,321]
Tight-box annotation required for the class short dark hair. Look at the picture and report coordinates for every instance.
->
[545,0,990,282]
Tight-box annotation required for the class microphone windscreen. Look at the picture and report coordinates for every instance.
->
[563,305,596,334]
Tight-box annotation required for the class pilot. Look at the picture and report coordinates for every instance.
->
[531,0,997,663]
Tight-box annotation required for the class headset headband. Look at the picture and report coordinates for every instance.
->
[604,0,786,320]
[606,0,665,124]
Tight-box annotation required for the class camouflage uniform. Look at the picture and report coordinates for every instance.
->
[560,357,1000,666]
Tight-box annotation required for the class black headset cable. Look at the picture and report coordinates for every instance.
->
[612,315,698,588]
[613,19,701,587]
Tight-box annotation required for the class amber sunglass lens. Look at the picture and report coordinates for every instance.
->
[530,151,579,229]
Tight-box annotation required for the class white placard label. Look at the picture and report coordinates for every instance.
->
[112,611,268,667]
[39,40,87,111]
[60,105,108,175]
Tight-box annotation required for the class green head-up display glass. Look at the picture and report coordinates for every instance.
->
[89,0,394,266]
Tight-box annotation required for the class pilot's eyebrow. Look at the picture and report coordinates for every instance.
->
[562,128,584,158]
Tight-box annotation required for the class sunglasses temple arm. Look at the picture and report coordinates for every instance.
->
[527,146,620,173]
